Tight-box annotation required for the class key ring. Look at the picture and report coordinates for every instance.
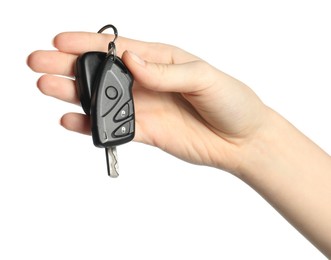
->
[97,24,118,60]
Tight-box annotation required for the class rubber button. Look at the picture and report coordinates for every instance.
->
[114,121,131,137]
[105,86,118,100]
[115,103,129,121]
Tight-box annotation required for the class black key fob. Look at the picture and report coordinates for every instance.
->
[74,24,134,177]
[90,55,135,148]
[75,51,135,148]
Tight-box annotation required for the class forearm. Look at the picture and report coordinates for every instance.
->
[238,108,331,257]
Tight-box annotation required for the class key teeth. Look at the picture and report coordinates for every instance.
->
[111,152,119,178]
[106,147,119,178]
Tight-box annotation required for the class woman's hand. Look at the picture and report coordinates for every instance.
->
[27,32,268,174]
[27,31,331,257]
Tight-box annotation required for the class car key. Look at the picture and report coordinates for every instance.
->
[74,24,135,177]
[90,54,135,177]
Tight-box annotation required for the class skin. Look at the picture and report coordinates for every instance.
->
[27,32,331,257]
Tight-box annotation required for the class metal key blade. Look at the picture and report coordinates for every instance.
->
[105,147,119,177]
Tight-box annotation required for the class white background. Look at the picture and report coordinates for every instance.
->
[0,0,330,259]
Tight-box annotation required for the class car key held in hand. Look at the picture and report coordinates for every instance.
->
[74,24,135,177]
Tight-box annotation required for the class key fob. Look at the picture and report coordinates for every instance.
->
[75,52,135,148]
[90,55,135,148]
[74,24,133,178]
[74,52,106,115]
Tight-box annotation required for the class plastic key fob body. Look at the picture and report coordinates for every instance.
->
[74,52,106,115]
[90,55,135,148]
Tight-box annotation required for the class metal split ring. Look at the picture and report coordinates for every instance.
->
[97,24,118,60]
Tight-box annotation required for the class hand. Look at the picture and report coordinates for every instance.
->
[27,32,331,257]
[27,32,268,174]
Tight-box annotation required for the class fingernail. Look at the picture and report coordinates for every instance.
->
[128,51,145,66]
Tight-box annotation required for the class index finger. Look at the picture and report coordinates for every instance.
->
[53,32,198,64]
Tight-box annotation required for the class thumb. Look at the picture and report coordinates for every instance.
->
[122,50,216,94]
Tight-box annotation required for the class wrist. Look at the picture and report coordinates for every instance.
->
[236,107,330,186]
[234,107,331,257]
[236,107,288,183]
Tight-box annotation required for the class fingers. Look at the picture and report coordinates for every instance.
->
[54,32,136,56]
[37,74,79,104]
[27,50,77,76]
[60,113,90,135]
[53,32,198,64]
[27,32,200,78]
